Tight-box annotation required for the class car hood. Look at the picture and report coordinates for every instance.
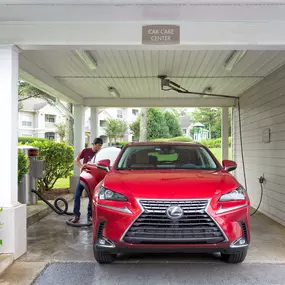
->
[103,170,239,199]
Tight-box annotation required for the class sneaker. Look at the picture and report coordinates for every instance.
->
[69,216,80,223]
[87,216,92,223]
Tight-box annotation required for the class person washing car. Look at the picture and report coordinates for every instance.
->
[69,137,103,224]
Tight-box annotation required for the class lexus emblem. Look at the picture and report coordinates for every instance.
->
[166,206,184,219]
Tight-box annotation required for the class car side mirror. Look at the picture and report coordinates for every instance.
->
[96,159,111,172]
[222,160,237,172]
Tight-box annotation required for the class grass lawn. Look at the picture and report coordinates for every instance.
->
[210,148,232,162]
[53,177,70,189]
[52,147,232,189]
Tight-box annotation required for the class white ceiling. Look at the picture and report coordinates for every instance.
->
[20,50,285,102]
[1,0,284,4]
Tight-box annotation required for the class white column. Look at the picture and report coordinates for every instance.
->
[139,107,147,142]
[222,107,229,161]
[70,104,85,192]
[0,45,27,259]
[90,107,99,142]
[73,105,85,177]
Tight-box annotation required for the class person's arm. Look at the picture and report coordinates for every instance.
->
[74,149,86,170]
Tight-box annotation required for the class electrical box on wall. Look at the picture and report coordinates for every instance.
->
[262,128,271,143]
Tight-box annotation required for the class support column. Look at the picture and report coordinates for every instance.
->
[70,104,85,192]
[65,102,74,146]
[90,107,99,143]
[139,107,147,142]
[222,107,229,161]
[0,45,27,259]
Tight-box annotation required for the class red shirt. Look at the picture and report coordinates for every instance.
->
[79,148,97,164]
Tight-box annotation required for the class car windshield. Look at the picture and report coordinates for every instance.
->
[115,144,219,170]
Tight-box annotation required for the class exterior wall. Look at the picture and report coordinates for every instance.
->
[18,103,66,142]
[233,64,285,226]
[18,111,35,137]
[85,107,140,143]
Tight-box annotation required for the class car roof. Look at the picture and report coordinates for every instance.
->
[125,141,202,147]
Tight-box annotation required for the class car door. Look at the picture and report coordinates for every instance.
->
[80,146,121,198]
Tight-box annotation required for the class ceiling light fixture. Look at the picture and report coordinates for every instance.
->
[75,50,97,70]
[200,86,212,98]
[203,86,212,93]
[108,87,120,98]
[224,50,247,71]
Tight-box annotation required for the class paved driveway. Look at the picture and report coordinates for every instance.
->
[1,198,285,285]
[33,262,285,285]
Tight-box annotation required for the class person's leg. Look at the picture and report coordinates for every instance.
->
[70,180,83,223]
[87,197,92,222]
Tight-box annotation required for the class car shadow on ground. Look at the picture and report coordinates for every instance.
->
[115,252,222,263]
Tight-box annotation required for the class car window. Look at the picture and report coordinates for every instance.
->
[116,145,219,170]
[89,146,121,166]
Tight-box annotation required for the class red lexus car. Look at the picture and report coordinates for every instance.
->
[80,142,250,264]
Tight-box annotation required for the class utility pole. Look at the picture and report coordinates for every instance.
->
[139,107,147,142]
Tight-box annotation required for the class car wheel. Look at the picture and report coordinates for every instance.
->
[221,249,247,263]
[93,248,116,264]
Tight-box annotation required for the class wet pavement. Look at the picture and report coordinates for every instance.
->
[1,198,285,285]
[33,262,285,285]
[18,198,285,264]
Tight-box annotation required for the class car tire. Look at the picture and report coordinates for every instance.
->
[221,249,247,263]
[93,248,116,264]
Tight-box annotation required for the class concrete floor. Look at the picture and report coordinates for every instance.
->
[1,198,285,285]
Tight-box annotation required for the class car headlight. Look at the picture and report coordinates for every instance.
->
[219,186,245,202]
[99,186,127,201]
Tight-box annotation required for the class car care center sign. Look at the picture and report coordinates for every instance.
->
[142,25,180,45]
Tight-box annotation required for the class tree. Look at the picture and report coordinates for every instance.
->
[130,119,140,141]
[104,118,128,143]
[171,108,189,117]
[147,108,170,140]
[164,111,182,137]
[191,108,220,139]
[18,81,75,146]
[190,108,232,139]
[117,119,128,140]
[54,122,66,142]
[18,81,48,110]
[130,108,170,140]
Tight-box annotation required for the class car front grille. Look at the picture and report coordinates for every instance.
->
[123,199,225,244]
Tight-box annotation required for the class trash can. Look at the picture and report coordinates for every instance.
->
[18,145,45,205]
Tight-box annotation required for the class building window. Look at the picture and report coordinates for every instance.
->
[45,132,55,140]
[117,109,123,119]
[100,120,106,127]
[183,129,187,135]
[45,114,56,123]
[22,121,32,127]
[132,109,139,116]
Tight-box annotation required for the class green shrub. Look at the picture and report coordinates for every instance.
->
[111,141,129,146]
[151,136,193,143]
[18,137,47,145]
[28,140,74,192]
[200,137,232,148]
[18,149,29,184]
[214,138,221,148]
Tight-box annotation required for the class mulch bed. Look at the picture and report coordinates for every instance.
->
[40,188,71,200]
